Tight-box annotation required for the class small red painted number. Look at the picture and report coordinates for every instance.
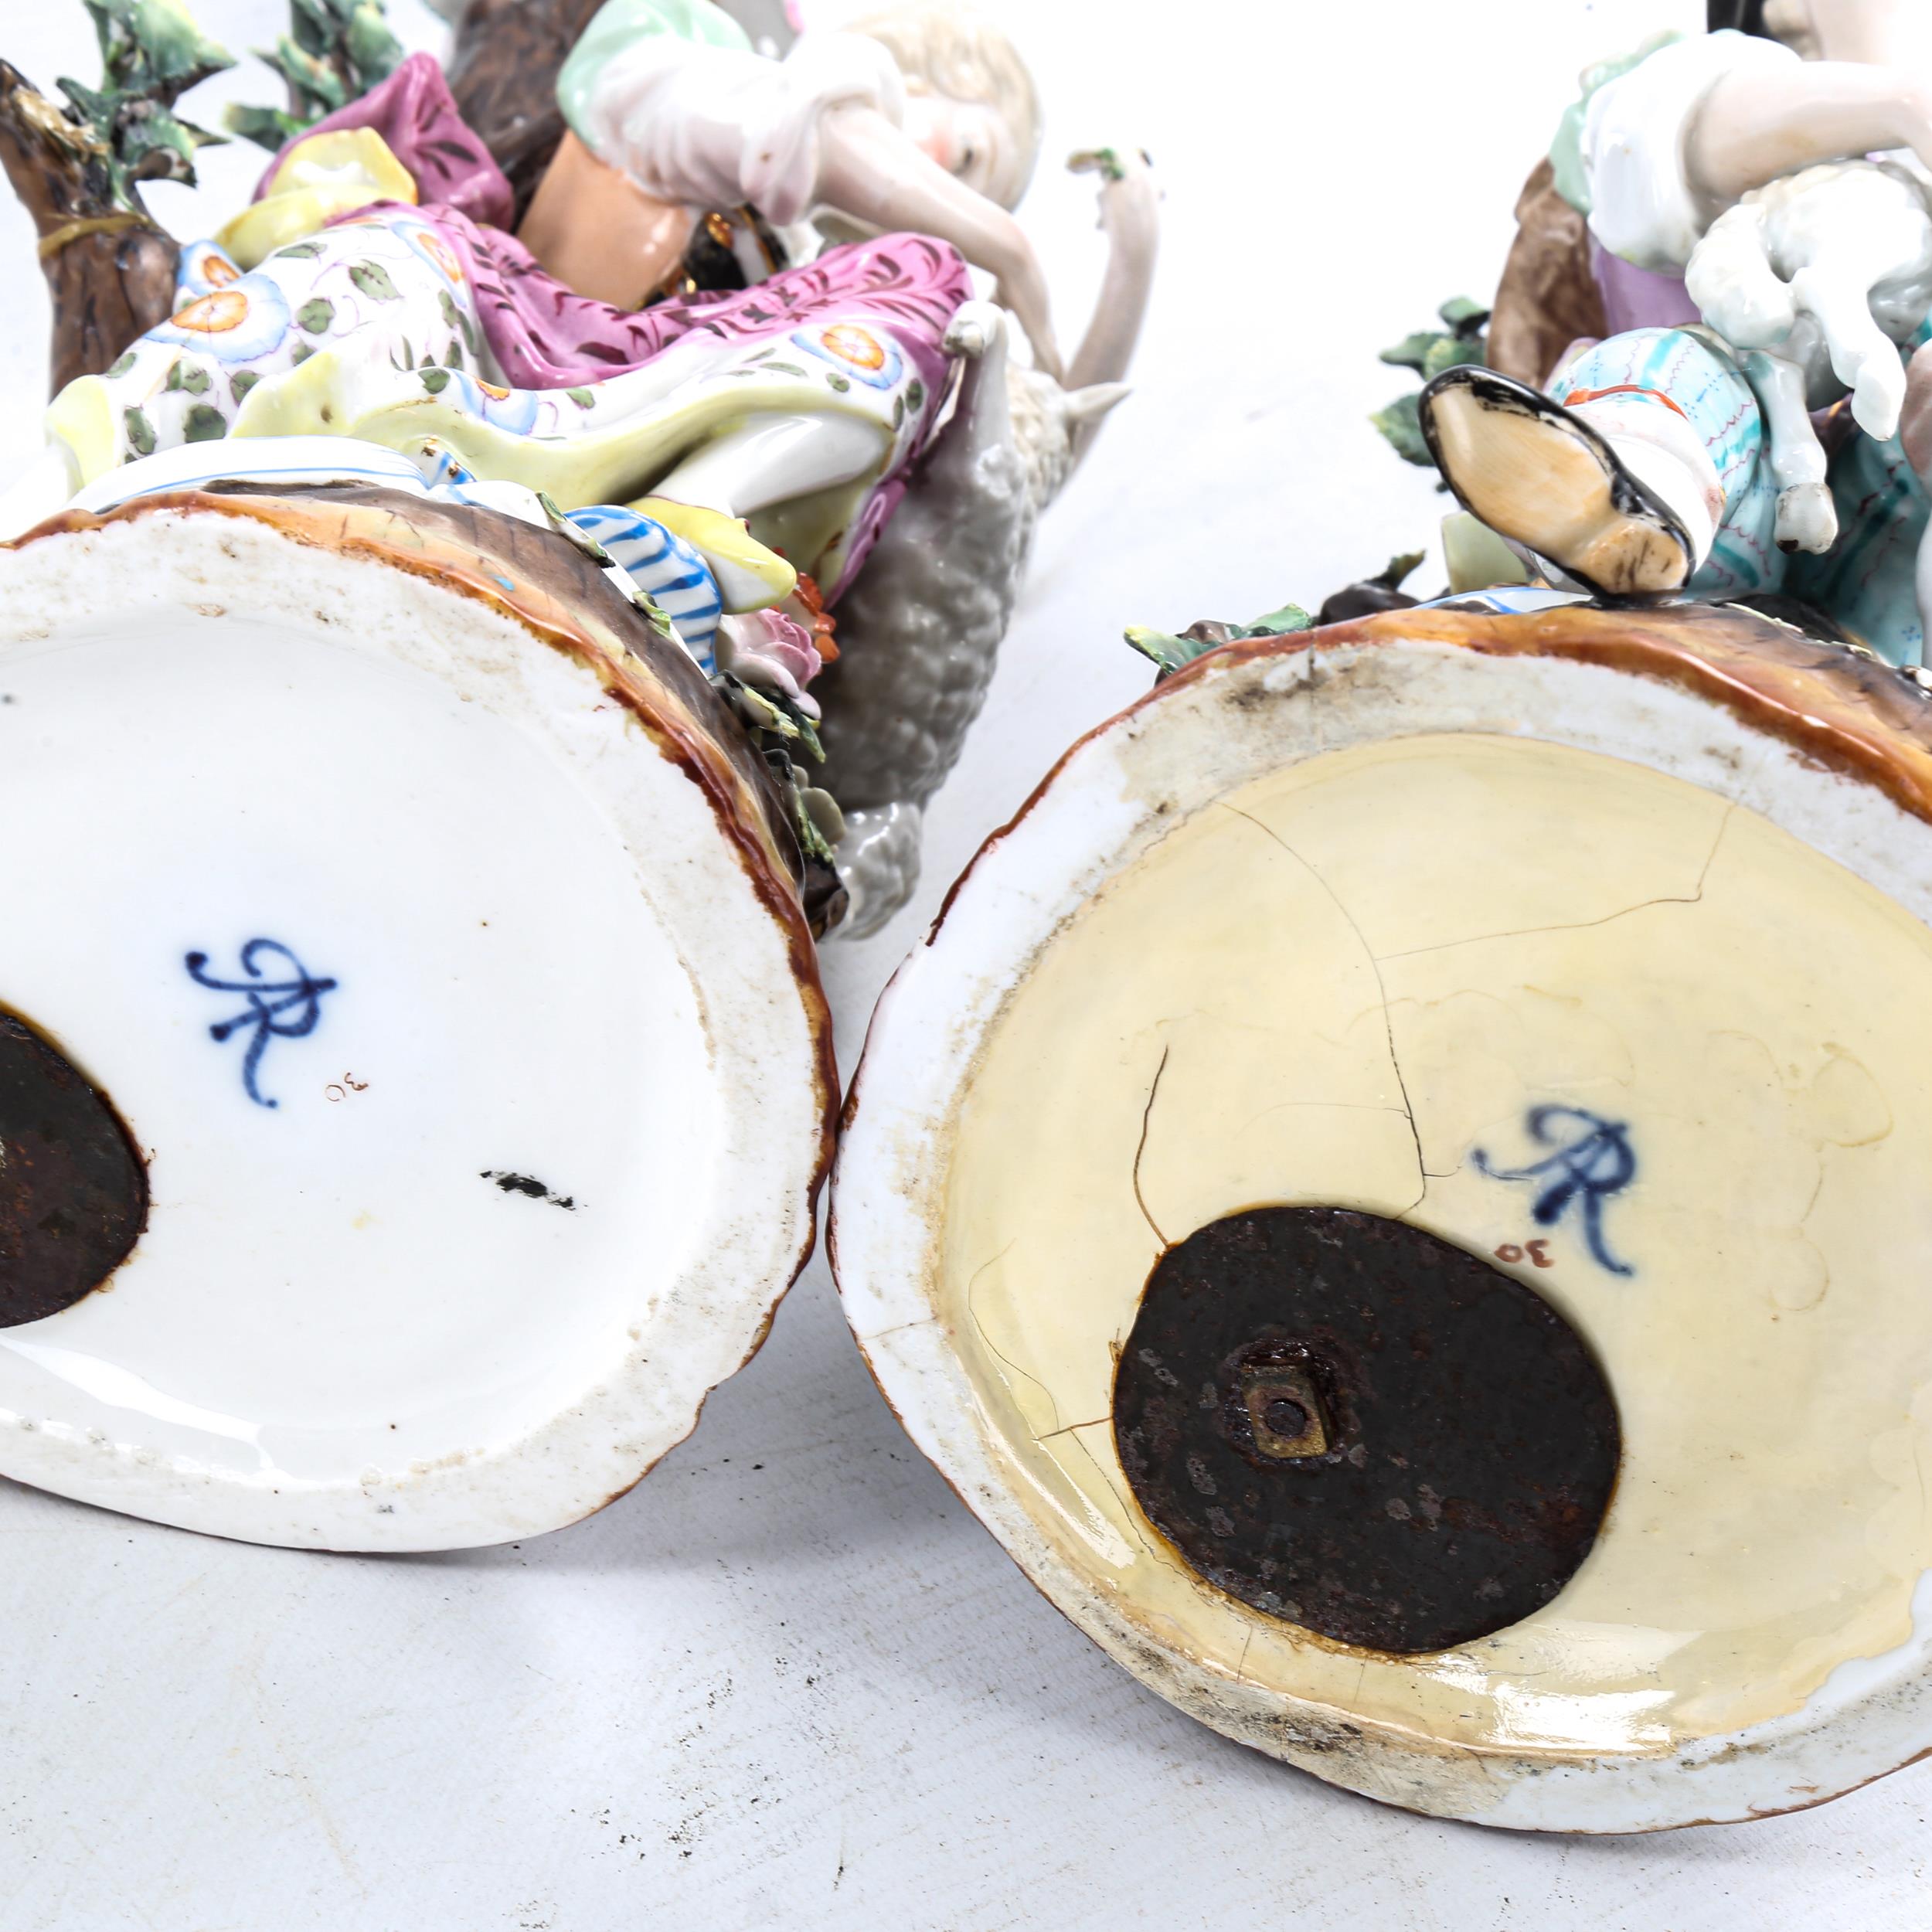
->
[1495,1240,1554,1268]
[325,1073,370,1102]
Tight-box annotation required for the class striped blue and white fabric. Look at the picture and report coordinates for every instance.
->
[564,504,724,672]
[1546,325,1779,602]
[1547,325,1931,664]
[66,438,732,674]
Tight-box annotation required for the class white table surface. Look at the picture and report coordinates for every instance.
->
[5,1,1930,1924]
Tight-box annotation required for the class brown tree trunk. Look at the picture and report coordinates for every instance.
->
[447,0,607,223]
[0,61,179,395]
[1486,157,1608,392]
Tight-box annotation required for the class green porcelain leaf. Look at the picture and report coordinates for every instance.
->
[1371,393,1434,468]
[58,0,236,208]
[1372,295,1490,478]
[1236,603,1314,638]
[1123,625,1219,676]
[791,790,835,865]
[1378,330,1441,374]
[348,260,400,301]
[224,102,301,151]
[1437,295,1492,333]
[228,0,403,145]
[1423,333,1486,379]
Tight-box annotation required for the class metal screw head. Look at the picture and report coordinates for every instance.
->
[1240,1362,1329,1459]
[1263,1396,1308,1437]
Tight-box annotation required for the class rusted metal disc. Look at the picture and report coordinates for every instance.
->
[0,1011,148,1327]
[1114,1206,1619,1655]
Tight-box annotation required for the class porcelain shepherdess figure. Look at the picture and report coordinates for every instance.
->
[1,0,1158,931]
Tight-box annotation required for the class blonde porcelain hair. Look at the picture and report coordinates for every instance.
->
[848,5,1043,209]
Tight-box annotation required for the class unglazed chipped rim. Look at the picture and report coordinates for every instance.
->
[0,488,837,1551]
[830,602,1932,1832]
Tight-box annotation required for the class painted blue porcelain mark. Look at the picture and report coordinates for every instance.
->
[1472,1105,1636,1277]
[184,940,338,1108]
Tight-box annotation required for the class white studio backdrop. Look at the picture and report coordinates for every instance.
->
[3,1,1929,1927]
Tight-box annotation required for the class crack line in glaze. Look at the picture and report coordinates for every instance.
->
[1219,801,1432,1207]
[924,723,1932,1760]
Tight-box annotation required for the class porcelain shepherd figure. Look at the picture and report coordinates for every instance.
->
[1418,0,1932,665]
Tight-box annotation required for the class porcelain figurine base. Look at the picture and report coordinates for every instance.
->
[832,601,1932,1832]
[0,486,835,1551]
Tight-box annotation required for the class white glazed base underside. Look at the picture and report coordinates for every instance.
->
[832,634,1932,1831]
[0,508,828,1551]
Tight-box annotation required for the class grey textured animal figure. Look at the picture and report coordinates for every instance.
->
[815,300,1125,936]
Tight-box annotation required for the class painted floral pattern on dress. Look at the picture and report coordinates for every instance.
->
[75,53,969,594]
[93,220,476,466]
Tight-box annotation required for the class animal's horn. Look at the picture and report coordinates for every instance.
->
[1063,381,1131,423]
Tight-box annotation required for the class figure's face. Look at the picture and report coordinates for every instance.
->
[902,90,1029,211]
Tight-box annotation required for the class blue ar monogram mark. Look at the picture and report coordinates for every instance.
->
[185,939,339,1108]
[1473,1105,1637,1277]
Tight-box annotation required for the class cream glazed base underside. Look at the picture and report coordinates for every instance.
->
[832,634,1932,1832]
[0,505,831,1551]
